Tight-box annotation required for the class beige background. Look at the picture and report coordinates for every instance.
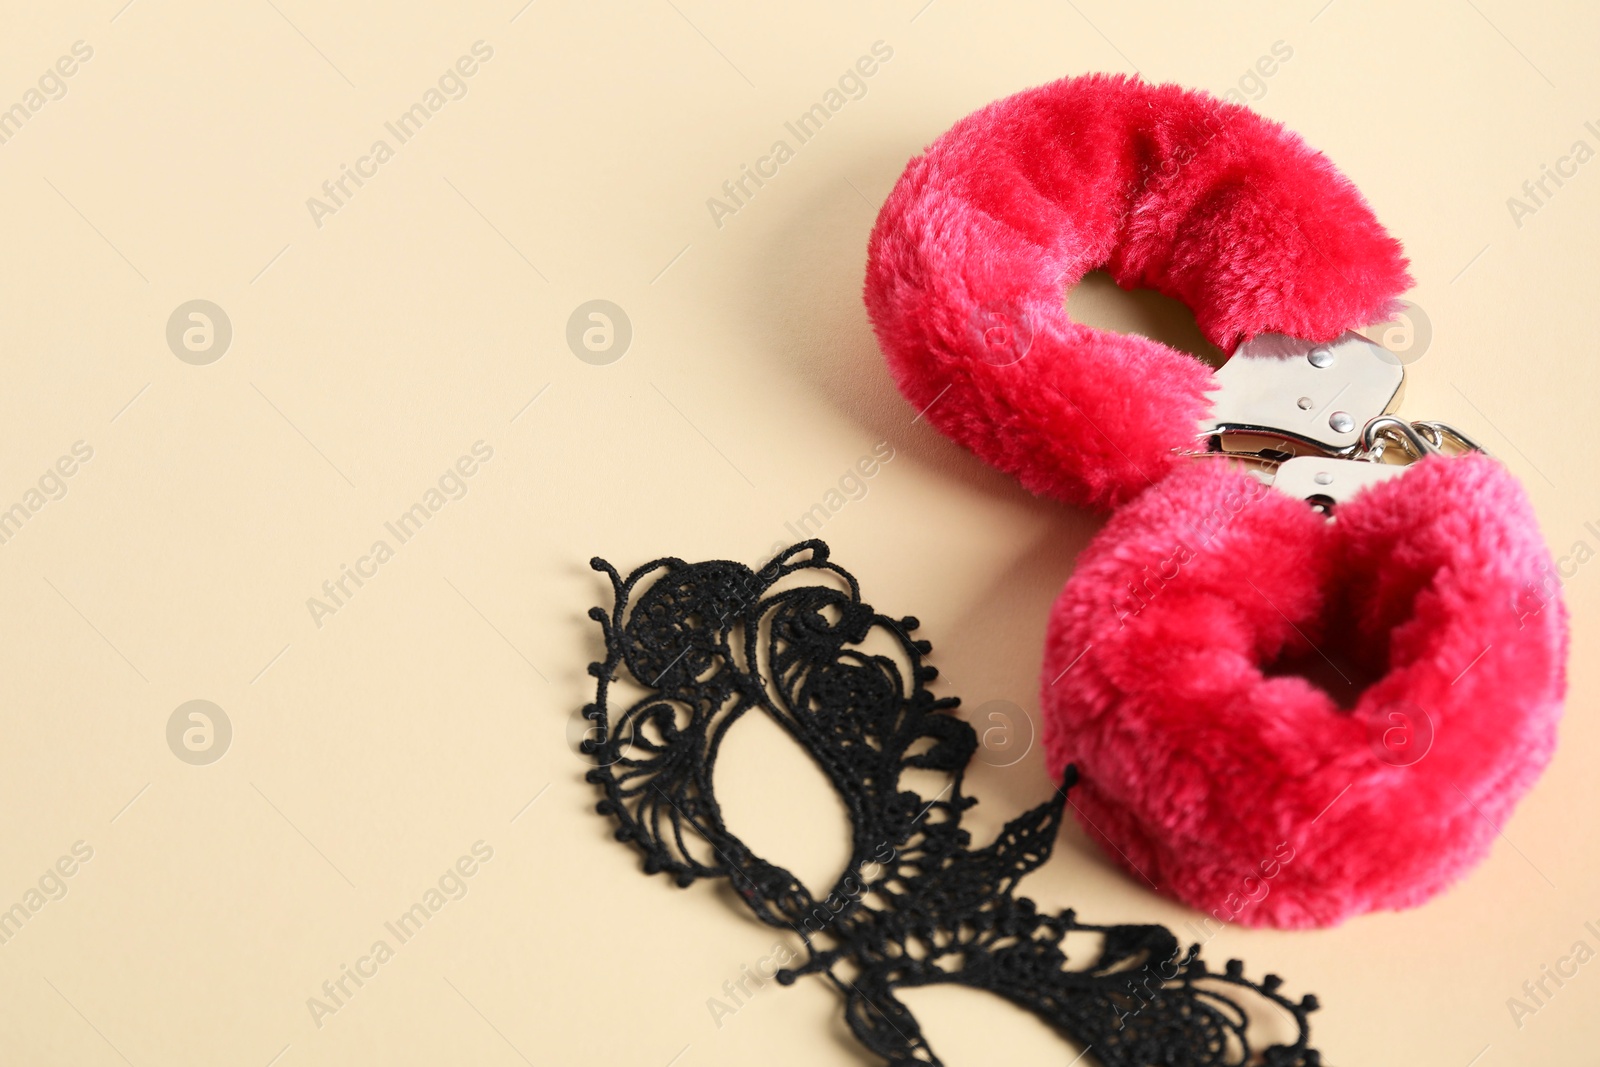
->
[0,1,1595,1064]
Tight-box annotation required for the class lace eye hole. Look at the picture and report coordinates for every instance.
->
[898,984,1076,1066]
[714,705,854,898]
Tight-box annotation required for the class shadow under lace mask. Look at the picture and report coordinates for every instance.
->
[582,540,1322,1067]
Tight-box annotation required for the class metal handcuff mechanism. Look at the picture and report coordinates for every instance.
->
[1202,329,1484,505]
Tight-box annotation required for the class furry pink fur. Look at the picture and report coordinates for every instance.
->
[1040,455,1568,927]
[865,74,1411,510]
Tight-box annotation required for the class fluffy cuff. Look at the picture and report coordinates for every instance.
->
[865,73,1411,510]
[1039,455,1568,927]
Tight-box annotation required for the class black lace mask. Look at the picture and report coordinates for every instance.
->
[582,541,1322,1066]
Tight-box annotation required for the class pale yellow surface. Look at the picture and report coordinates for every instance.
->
[0,2,1596,1065]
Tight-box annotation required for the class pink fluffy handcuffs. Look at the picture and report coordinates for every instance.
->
[865,73,1568,928]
